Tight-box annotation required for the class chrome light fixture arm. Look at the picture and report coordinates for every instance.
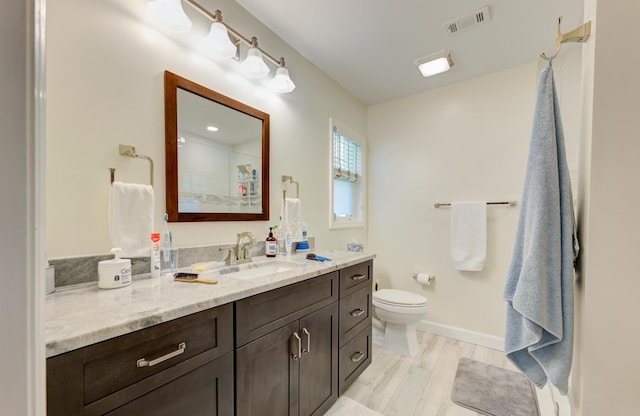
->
[184,0,284,67]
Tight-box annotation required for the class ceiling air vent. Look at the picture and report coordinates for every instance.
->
[445,5,491,36]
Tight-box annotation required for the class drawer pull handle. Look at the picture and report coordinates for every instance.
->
[350,274,366,281]
[350,351,365,363]
[350,308,365,317]
[291,332,302,360]
[137,342,186,368]
[302,328,311,354]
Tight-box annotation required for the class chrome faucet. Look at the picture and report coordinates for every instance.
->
[236,231,256,263]
[235,231,256,264]
[221,232,257,266]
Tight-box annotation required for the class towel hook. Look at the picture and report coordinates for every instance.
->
[540,17,592,61]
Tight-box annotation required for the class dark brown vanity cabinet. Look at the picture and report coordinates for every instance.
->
[47,259,373,416]
[235,272,339,416]
[46,304,234,416]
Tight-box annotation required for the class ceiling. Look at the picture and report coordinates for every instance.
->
[233,0,585,105]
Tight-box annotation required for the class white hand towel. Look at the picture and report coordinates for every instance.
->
[451,201,487,271]
[109,182,154,258]
[283,197,303,241]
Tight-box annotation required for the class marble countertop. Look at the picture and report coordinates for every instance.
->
[45,250,375,358]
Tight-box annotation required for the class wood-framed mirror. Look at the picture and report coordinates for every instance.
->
[164,71,270,222]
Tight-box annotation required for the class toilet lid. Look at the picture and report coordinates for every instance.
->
[373,289,427,307]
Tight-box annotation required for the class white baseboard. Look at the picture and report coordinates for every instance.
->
[551,384,571,416]
[417,319,505,351]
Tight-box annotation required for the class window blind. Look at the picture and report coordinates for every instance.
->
[333,126,362,182]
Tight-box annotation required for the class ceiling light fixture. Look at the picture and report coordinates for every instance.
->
[415,50,454,78]
[241,37,271,78]
[146,0,296,93]
[146,0,192,33]
[269,58,296,93]
[201,11,237,59]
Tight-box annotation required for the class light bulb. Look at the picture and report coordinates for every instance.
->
[241,47,270,78]
[269,66,296,93]
[201,22,236,59]
[147,0,192,33]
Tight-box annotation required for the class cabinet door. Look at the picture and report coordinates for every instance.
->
[299,302,339,416]
[104,352,234,416]
[236,321,301,416]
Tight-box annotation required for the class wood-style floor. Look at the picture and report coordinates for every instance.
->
[342,331,553,416]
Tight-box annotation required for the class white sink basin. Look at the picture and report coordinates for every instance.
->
[212,260,304,280]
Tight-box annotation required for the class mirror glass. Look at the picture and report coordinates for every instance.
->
[165,71,270,221]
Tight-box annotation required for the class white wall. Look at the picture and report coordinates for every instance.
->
[367,53,582,338]
[573,0,640,414]
[46,0,367,258]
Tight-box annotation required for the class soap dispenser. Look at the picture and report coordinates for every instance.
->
[98,248,132,289]
[266,227,277,257]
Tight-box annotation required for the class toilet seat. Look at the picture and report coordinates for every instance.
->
[373,289,427,308]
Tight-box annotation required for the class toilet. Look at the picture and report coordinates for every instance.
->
[372,289,428,356]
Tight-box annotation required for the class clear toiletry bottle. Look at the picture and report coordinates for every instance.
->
[277,221,285,255]
[266,227,277,258]
[272,224,281,256]
[161,213,171,272]
[285,229,293,256]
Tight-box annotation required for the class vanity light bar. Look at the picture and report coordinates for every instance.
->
[148,0,296,92]
[184,0,282,67]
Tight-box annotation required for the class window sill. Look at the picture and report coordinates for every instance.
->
[329,221,365,230]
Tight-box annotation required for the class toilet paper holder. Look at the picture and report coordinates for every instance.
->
[413,273,435,285]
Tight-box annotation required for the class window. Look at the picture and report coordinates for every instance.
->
[330,118,365,228]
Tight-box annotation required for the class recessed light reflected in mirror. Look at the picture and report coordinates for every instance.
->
[206,125,219,132]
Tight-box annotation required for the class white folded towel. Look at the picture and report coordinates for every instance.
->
[109,181,154,258]
[451,201,487,271]
[283,197,303,241]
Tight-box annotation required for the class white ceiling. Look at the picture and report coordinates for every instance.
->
[234,0,585,105]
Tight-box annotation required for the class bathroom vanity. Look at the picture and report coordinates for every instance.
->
[45,252,373,416]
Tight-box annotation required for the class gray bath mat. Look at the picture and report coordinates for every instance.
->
[451,358,540,416]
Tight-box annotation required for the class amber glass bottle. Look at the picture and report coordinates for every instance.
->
[266,227,277,257]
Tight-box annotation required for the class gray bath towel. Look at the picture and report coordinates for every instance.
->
[503,62,579,395]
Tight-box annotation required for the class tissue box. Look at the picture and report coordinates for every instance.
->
[347,242,364,252]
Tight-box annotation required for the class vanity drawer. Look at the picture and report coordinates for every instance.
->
[82,304,233,405]
[236,271,338,346]
[99,352,234,416]
[339,285,372,347]
[338,325,372,394]
[339,261,372,297]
